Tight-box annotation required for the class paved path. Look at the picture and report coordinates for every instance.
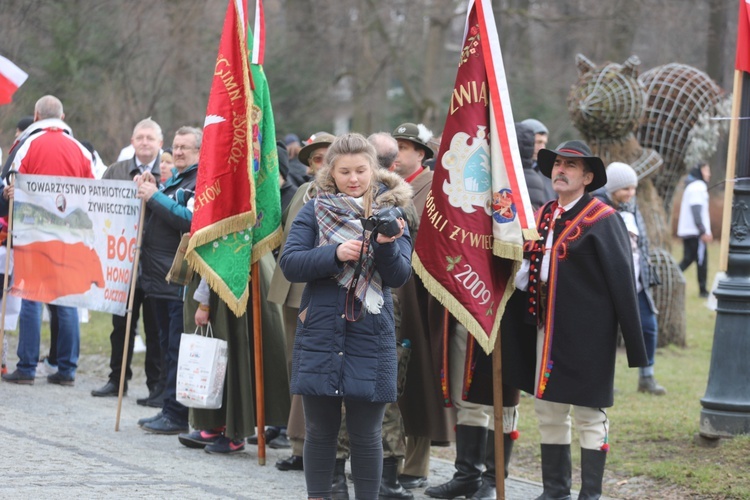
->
[0,368,555,499]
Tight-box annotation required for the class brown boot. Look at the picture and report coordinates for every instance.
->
[638,375,667,395]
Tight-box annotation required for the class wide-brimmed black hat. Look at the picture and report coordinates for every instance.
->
[392,122,434,160]
[537,140,606,192]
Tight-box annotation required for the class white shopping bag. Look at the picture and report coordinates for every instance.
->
[176,323,228,409]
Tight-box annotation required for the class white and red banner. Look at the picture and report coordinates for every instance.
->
[10,174,140,315]
[413,0,538,354]
[0,55,28,105]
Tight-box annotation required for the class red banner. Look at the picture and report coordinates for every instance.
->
[190,0,254,238]
[737,0,750,72]
[413,0,537,354]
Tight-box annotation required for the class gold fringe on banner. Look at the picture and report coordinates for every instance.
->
[186,212,256,253]
[412,252,520,355]
[250,226,283,264]
[522,227,540,241]
[493,240,523,261]
[186,249,249,317]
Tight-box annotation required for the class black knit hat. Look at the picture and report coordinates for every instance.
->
[17,116,34,132]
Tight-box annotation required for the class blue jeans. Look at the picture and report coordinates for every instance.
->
[150,297,188,425]
[16,300,79,378]
[638,289,658,371]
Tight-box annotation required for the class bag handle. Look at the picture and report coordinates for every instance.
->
[193,321,214,338]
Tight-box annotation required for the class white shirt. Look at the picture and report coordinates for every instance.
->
[677,180,711,237]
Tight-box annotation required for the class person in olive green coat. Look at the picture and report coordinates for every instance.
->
[178,252,291,454]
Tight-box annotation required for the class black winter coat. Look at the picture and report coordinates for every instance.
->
[140,164,197,301]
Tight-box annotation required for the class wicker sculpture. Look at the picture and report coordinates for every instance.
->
[638,63,725,212]
[568,54,687,347]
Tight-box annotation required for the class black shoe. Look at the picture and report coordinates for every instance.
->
[137,385,164,407]
[398,475,428,489]
[247,426,280,445]
[92,380,126,397]
[141,415,188,434]
[138,412,163,427]
[268,433,291,449]
[47,372,75,386]
[205,436,245,454]
[700,290,710,298]
[1,369,34,385]
[178,428,223,449]
[275,454,304,471]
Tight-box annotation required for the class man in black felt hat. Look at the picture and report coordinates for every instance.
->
[500,140,648,499]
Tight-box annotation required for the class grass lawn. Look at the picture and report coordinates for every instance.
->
[510,239,750,498]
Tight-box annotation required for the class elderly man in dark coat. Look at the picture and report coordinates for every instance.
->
[501,140,647,499]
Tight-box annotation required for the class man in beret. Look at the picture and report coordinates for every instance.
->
[501,140,647,499]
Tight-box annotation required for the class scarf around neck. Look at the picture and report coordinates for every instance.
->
[315,192,384,314]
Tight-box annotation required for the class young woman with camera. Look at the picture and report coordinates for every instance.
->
[279,133,413,500]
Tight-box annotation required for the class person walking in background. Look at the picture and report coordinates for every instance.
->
[136,126,201,434]
[501,141,647,499]
[677,162,713,298]
[0,95,95,387]
[596,162,666,396]
[279,133,412,500]
[91,118,163,405]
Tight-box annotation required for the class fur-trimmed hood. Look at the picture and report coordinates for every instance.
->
[314,165,413,209]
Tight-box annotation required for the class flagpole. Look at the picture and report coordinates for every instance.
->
[115,198,147,431]
[0,176,15,379]
[251,260,266,465]
[492,330,506,499]
[719,69,743,272]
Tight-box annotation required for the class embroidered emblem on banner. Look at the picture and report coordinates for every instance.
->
[442,125,492,215]
[491,188,516,223]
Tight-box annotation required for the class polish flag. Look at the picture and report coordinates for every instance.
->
[0,55,28,105]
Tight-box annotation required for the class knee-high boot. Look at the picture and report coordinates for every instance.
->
[332,458,350,500]
[469,430,497,499]
[534,444,571,500]
[425,425,486,499]
[379,457,414,499]
[578,448,607,500]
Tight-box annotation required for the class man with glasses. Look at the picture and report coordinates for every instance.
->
[135,126,202,435]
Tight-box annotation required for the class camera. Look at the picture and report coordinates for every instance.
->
[361,206,406,238]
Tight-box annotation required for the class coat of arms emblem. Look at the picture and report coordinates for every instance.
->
[441,125,492,215]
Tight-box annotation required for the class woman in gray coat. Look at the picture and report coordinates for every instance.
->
[280,133,413,500]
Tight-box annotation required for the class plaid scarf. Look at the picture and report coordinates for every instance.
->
[315,192,384,314]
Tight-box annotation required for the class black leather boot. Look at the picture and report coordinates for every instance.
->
[470,430,496,499]
[332,458,350,500]
[425,425,486,499]
[534,444,572,500]
[578,448,607,500]
[379,457,414,499]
